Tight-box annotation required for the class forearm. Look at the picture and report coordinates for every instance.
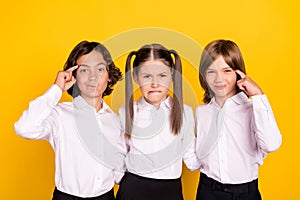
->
[252,94,282,153]
[14,84,62,140]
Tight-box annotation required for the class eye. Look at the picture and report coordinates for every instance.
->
[224,69,233,73]
[206,70,215,74]
[79,69,88,73]
[143,75,151,79]
[159,73,167,78]
[97,67,105,72]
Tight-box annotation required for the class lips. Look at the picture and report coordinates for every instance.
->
[86,85,97,89]
[148,90,161,95]
[213,85,226,90]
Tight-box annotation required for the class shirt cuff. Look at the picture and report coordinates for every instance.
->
[44,84,63,105]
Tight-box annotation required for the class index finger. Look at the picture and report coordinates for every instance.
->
[66,65,79,72]
[235,70,246,79]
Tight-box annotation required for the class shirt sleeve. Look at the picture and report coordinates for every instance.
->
[112,113,127,184]
[182,105,201,171]
[118,106,126,131]
[110,106,129,184]
[14,84,62,141]
[118,106,131,151]
[113,134,127,184]
[252,94,282,153]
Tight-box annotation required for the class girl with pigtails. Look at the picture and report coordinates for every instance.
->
[116,44,200,200]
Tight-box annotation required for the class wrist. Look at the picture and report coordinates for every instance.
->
[54,83,64,92]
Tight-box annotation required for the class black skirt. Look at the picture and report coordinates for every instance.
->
[52,187,114,200]
[116,172,184,200]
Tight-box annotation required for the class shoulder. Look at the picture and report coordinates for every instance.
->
[183,104,193,113]
[251,94,271,109]
[44,102,72,123]
[195,104,215,121]
[195,104,210,113]
[118,105,126,116]
[102,101,119,115]
[119,101,140,114]
[56,102,73,112]
[183,104,194,117]
[182,104,194,121]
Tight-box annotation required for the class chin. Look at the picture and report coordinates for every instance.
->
[82,93,103,99]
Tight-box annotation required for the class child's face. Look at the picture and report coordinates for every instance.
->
[135,60,172,108]
[205,56,237,102]
[76,50,110,100]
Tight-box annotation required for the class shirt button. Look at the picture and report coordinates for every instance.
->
[223,186,229,192]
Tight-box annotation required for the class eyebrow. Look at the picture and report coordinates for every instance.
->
[78,62,107,67]
[140,70,168,74]
[222,67,233,70]
[207,66,232,70]
[206,67,215,70]
[140,72,152,76]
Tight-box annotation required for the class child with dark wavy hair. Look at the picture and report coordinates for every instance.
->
[15,41,125,200]
[195,39,282,200]
[116,44,200,200]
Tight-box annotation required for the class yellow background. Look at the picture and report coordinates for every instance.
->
[1,0,298,199]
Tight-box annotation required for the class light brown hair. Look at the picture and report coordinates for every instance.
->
[199,39,246,103]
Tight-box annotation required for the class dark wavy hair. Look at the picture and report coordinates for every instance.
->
[199,39,246,103]
[125,44,183,136]
[63,41,122,98]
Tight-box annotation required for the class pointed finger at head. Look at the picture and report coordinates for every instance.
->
[66,65,79,72]
[235,70,246,79]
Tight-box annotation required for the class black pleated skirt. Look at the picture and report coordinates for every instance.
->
[116,172,184,200]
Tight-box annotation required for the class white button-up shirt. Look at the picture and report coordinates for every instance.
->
[14,84,126,198]
[119,96,201,179]
[195,92,282,184]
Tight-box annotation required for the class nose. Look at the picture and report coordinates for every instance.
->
[88,70,98,81]
[151,76,159,87]
[214,71,223,83]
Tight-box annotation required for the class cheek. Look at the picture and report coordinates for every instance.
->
[229,75,237,84]
[205,76,213,86]
[139,84,148,92]
[137,79,151,87]
[98,77,109,91]
[98,72,109,82]
[205,81,215,93]
[75,72,87,82]
[75,76,84,87]
[76,82,84,93]
[161,81,172,89]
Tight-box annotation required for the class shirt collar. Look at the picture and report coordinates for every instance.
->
[73,96,112,114]
[137,95,172,111]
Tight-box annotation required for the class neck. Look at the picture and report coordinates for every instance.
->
[215,91,237,108]
[82,96,103,112]
[215,97,225,107]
